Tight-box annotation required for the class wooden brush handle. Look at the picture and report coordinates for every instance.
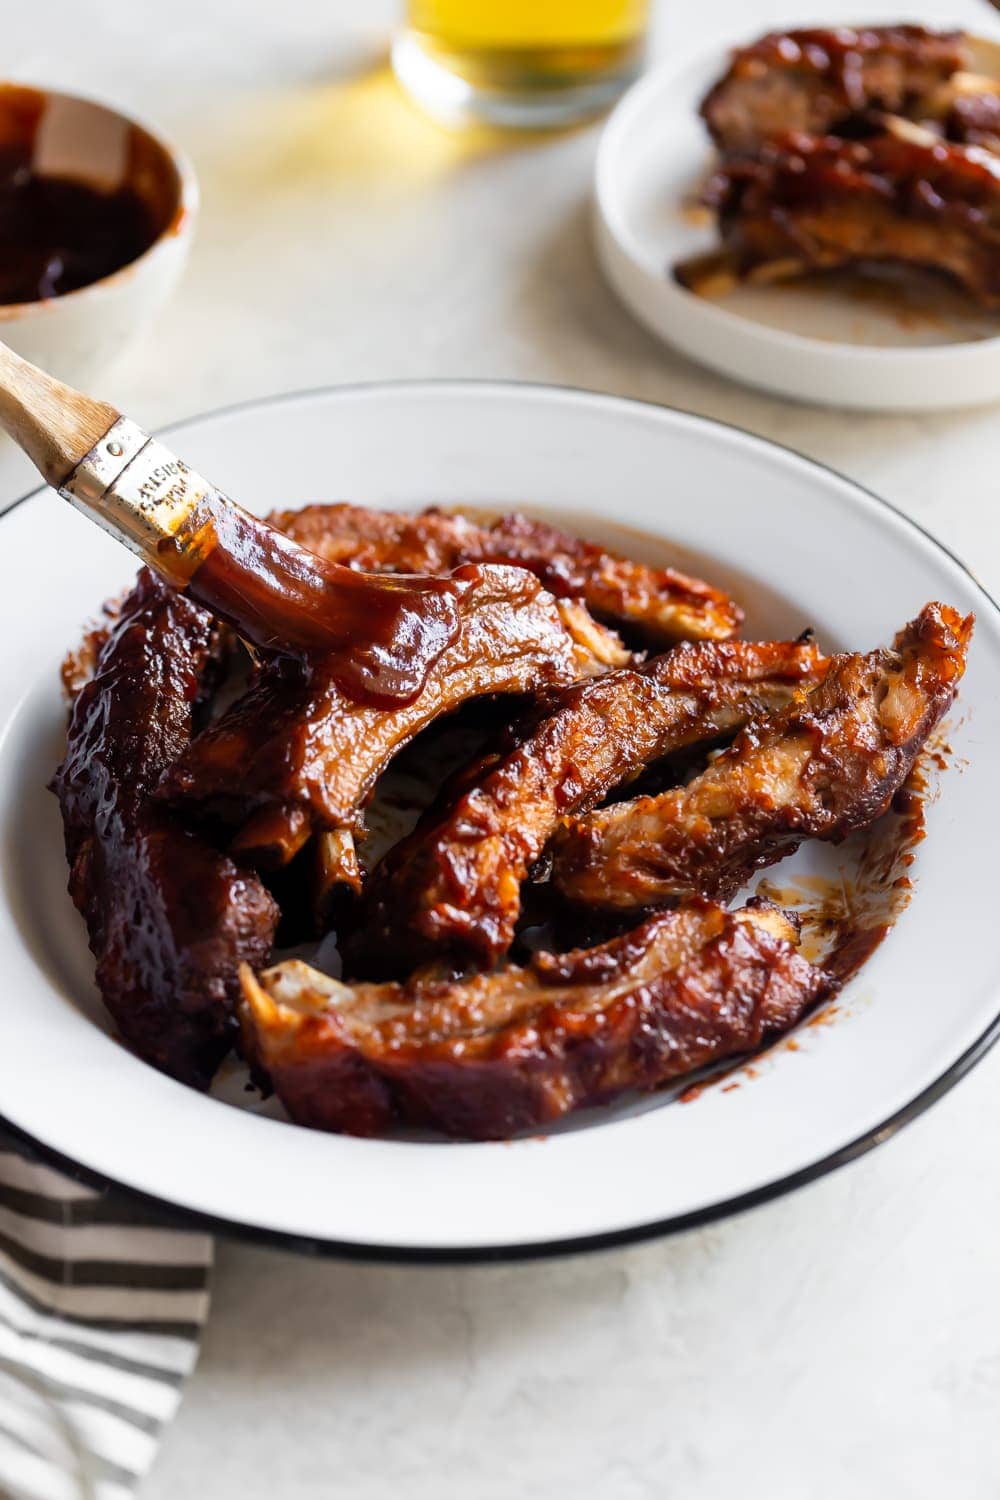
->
[0,339,467,693]
[0,340,119,486]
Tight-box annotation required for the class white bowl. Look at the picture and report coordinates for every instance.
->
[594,36,1000,412]
[0,382,998,1258]
[0,82,197,389]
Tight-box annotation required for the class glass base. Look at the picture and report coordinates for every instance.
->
[392,30,641,129]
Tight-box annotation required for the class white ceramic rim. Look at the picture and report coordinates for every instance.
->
[1,379,998,1264]
[0,81,199,322]
[593,32,1000,409]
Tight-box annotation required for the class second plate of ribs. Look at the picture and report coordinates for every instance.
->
[595,23,1000,409]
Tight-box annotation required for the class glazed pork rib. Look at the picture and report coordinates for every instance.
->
[948,88,1000,154]
[350,637,828,976]
[51,572,279,1089]
[677,132,1000,310]
[239,900,834,1140]
[551,603,972,914]
[160,565,628,874]
[701,26,968,152]
[270,503,743,645]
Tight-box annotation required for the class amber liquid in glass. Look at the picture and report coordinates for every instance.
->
[394,0,650,128]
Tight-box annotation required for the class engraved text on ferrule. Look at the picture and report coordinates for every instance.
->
[137,459,189,504]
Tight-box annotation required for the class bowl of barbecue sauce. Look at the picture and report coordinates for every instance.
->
[0,84,196,386]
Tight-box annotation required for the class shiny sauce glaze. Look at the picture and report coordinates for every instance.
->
[678,744,940,1107]
[0,143,158,303]
[158,494,475,706]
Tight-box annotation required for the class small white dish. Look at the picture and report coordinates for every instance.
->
[0,82,197,389]
[0,381,997,1260]
[594,35,1000,412]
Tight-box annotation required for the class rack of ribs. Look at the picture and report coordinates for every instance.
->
[701,26,968,152]
[159,565,628,883]
[349,637,827,976]
[51,571,279,1089]
[676,131,1000,310]
[51,477,975,1142]
[269,503,744,646]
[239,899,835,1140]
[551,603,972,914]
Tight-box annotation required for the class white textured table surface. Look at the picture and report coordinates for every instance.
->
[8,2,1000,1496]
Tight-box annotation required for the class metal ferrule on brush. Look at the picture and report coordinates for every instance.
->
[59,416,216,570]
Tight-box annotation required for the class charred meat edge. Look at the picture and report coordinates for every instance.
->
[51,571,279,1089]
[551,603,972,913]
[351,637,828,976]
[239,899,834,1140]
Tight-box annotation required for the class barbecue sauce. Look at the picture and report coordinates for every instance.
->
[159,494,472,707]
[0,144,158,304]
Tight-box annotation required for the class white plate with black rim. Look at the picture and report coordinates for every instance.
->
[594,31,1000,412]
[0,381,997,1261]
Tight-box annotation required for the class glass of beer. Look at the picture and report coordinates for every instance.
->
[393,0,651,128]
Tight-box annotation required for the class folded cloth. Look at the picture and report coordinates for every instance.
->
[0,1127,212,1500]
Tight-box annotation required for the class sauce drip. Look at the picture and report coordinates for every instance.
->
[0,145,157,304]
[159,495,471,706]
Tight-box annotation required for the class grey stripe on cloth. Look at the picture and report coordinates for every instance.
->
[0,1129,212,1500]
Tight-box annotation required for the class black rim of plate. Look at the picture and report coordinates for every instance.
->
[2,378,998,1265]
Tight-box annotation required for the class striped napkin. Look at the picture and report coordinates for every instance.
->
[0,1128,212,1500]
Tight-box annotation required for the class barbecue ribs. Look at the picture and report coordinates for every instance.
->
[239,899,834,1139]
[677,131,1000,310]
[947,89,1000,154]
[270,503,743,646]
[350,637,827,976]
[51,572,279,1088]
[160,565,628,878]
[551,603,972,913]
[701,26,968,152]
